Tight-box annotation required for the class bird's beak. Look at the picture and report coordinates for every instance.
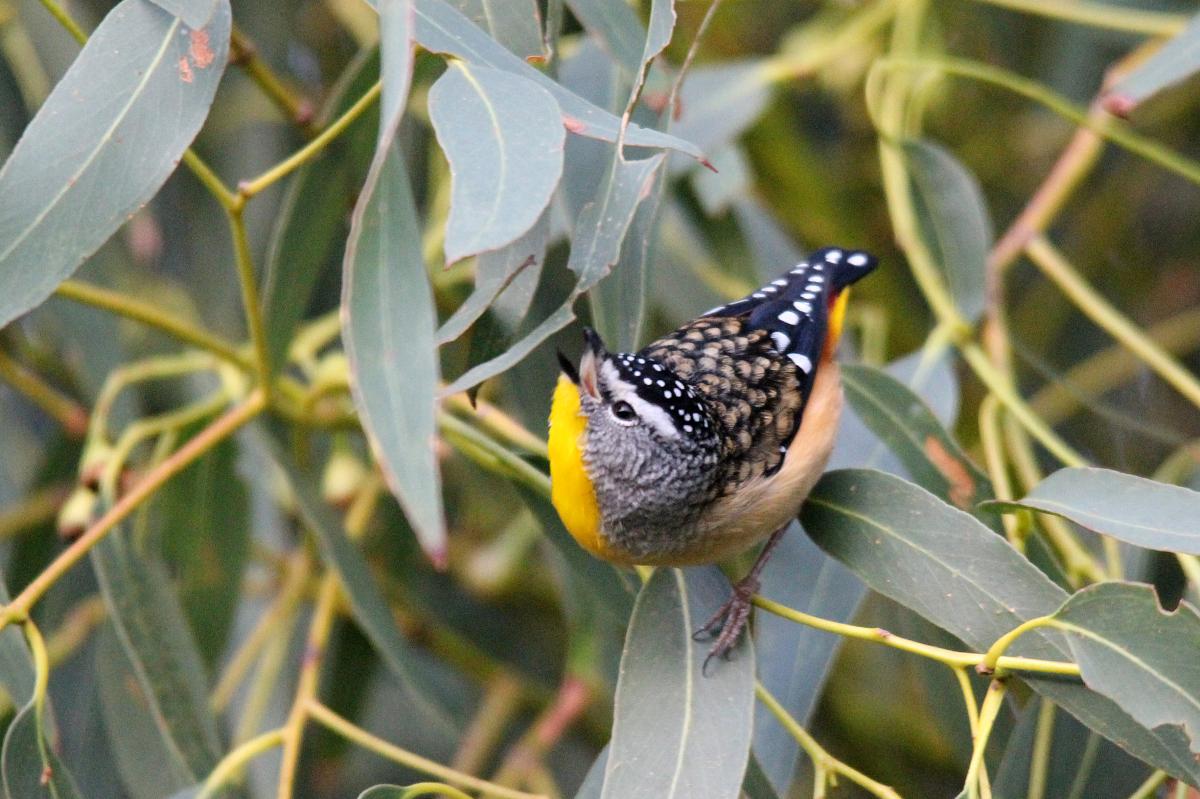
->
[556,350,579,384]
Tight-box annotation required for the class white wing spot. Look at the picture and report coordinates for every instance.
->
[789,353,813,372]
[794,301,812,313]
[825,249,843,263]
[848,252,869,267]
[770,331,790,351]
[778,310,800,325]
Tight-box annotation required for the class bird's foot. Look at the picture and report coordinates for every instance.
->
[693,574,760,674]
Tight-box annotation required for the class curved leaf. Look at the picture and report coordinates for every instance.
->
[409,0,706,161]
[0,0,230,330]
[1050,582,1200,755]
[600,567,755,799]
[429,62,564,264]
[903,138,992,322]
[802,468,1200,784]
[841,363,992,510]
[344,0,448,560]
[1104,14,1200,116]
[988,467,1200,555]
[2,703,84,799]
[448,0,543,60]
[441,153,663,396]
[670,61,772,174]
[265,426,460,744]
[262,47,381,377]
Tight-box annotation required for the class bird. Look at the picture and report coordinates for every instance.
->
[547,246,879,666]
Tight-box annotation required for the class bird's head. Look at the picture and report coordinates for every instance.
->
[548,328,719,559]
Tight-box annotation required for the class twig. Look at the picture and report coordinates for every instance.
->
[0,348,88,437]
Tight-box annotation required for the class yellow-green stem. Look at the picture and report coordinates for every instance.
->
[55,280,248,367]
[306,700,548,799]
[0,389,267,631]
[1026,236,1200,412]
[198,729,286,799]
[237,81,382,201]
[226,209,273,398]
[969,0,1187,36]
[0,348,88,437]
[964,680,1007,799]
[230,26,315,131]
[1027,699,1056,799]
[755,596,1080,676]
[980,616,1057,674]
[1126,770,1169,799]
[755,683,902,799]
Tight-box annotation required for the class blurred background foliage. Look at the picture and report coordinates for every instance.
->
[0,0,1199,797]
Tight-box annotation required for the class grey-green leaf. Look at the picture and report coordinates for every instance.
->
[265,425,459,744]
[262,47,381,378]
[2,703,84,799]
[344,0,447,559]
[0,0,230,330]
[841,363,992,511]
[988,467,1200,555]
[440,154,662,396]
[1050,582,1200,755]
[146,0,218,27]
[448,0,544,60]
[600,567,755,799]
[1104,14,1200,116]
[564,0,645,74]
[428,62,564,264]
[90,523,221,781]
[670,60,772,174]
[409,0,706,161]
[802,468,1200,784]
[903,138,992,322]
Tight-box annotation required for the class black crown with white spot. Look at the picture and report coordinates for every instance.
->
[611,352,715,439]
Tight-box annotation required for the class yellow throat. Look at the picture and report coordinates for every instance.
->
[547,376,612,560]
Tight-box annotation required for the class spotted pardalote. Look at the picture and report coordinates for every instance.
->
[548,246,879,662]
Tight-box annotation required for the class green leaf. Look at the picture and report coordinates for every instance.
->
[600,568,755,799]
[408,0,706,161]
[428,62,564,264]
[441,153,663,395]
[434,211,549,345]
[1050,582,1200,756]
[753,526,864,796]
[802,468,1200,784]
[262,47,381,378]
[90,523,221,782]
[670,61,772,173]
[2,703,84,799]
[0,579,34,709]
[1105,14,1200,116]
[564,0,645,74]
[447,0,544,60]
[0,0,230,330]
[96,624,196,796]
[344,0,448,560]
[575,746,607,799]
[146,0,218,28]
[988,467,1200,555]
[841,363,992,510]
[155,434,249,667]
[265,427,459,745]
[903,138,992,322]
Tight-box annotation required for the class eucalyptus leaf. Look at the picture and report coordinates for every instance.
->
[146,0,218,27]
[670,60,772,174]
[802,469,1200,784]
[344,0,447,560]
[262,47,381,378]
[841,363,992,511]
[903,138,992,322]
[448,0,543,60]
[2,703,84,799]
[565,0,644,74]
[90,522,221,782]
[1050,582,1200,755]
[1105,13,1200,115]
[0,0,230,330]
[753,525,864,796]
[441,154,663,395]
[264,425,459,746]
[988,467,1200,555]
[407,0,706,161]
[600,567,755,799]
[428,61,564,264]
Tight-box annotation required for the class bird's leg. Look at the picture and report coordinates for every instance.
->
[694,525,789,672]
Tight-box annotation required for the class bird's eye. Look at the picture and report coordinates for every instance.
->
[610,401,637,422]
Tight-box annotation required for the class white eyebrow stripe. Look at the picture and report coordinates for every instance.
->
[600,360,679,439]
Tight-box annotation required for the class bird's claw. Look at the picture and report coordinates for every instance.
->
[694,576,760,675]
